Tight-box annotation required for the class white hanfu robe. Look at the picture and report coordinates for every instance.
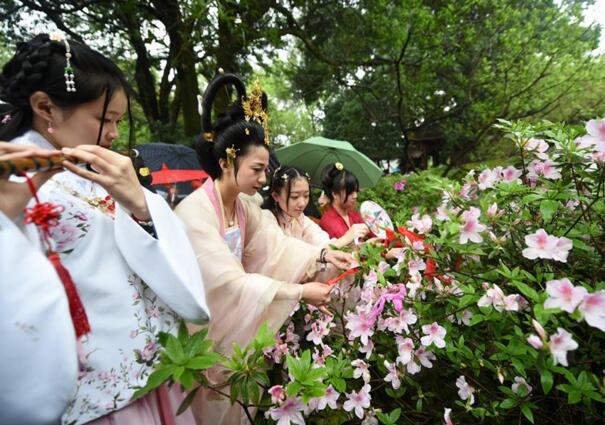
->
[0,211,78,425]
[11,131,210,425]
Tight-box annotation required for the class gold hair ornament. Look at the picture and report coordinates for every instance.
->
[241,79,270,145]
[335,162,344,171]
[203,132,215,142]
[225,145,239,168]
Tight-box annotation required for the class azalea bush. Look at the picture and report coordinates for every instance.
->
[257,118,605,424]
[139,118,605,424]
[357,169,452,225]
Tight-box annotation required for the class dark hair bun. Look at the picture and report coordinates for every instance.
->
[195,72,270,180]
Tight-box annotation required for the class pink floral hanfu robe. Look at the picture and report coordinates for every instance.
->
[175,178,323,425]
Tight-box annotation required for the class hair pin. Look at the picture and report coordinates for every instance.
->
[49,32,76,92]
[203,132,215,142]
[335,162,344,171]
[225,145,239,168]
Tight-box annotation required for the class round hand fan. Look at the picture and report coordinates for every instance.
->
[360,200,394,239]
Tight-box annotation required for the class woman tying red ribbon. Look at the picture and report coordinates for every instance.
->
[0,34,209,425]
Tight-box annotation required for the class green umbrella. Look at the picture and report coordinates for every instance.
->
[275,136,383,188]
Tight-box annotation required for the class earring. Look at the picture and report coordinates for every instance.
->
[47,122,55,134]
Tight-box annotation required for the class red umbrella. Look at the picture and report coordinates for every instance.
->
[151,163,208,185]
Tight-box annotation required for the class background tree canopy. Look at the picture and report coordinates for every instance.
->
[1,0,604,171]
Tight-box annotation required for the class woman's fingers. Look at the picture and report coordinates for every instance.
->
[318,305,333,316]
[62,147,115,175]
[62,160,112,186]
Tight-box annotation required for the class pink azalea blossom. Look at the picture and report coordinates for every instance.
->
[500,165,522,182]
[459,207,486,244]
[477,284,520,312]
[415,346,436,368]
[522,229,572,263]
[577,118,605,152]
[406,274,423,299]
[316,385,340,410]
[524,138,550,159]
[269,397,305,425]
[352,359,371,383]
[384,309,417,334]
[478,168,499,190]
[578,291,605,331]
[408,258,426,275]
[459,182,477,200]
[306,319,333,345]
[527,159,562,180]
[407,213,432,234]
[487,203,499,218]
[343,384,372,419]
[544,278,588,313]
[532,318,547,340]
[456,375,475,405]
[269,385,286,404]
[444,407,454,425]
[436,204,451,221]
[511,376,533,395]
[549,328,578,367]
[527,334,544,350]
[383,360,401,389]
[420,322,447,348]
[393,180,407,191]
[345,309,375,345]
[477,284,505,310]
[396,337,415,365]
[363,270,378,286]
[361,412,379,425]
[359,339,374,359]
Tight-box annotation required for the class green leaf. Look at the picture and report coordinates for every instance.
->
[541,370,554,394]
[132,366,175,398]
[177,321,189,345]
[176,386,199,415]
[500,398,516,409]
[510,280,540,303]
[165,334,186,365]
[187,352,223,370]
[539,199,558,222]
[180,370,195,389]
[568,390,582,404]
[331,377,346,393]
[520,403,535,423]
[286,381,303,397]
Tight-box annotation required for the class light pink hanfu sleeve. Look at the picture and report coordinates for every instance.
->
[175,189,321,353]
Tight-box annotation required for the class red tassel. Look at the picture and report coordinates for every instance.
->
[48,252,91,338]
[19,171,91,338]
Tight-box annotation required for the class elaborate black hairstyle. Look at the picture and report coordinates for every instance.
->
[321,162,360,204]
[262,165,311,216]
[196,72,269,180]
[0,33,133,146]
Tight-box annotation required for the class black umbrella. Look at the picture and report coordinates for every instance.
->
[136,143,206,208]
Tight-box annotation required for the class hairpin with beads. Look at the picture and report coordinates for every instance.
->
[49,32,76,92]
